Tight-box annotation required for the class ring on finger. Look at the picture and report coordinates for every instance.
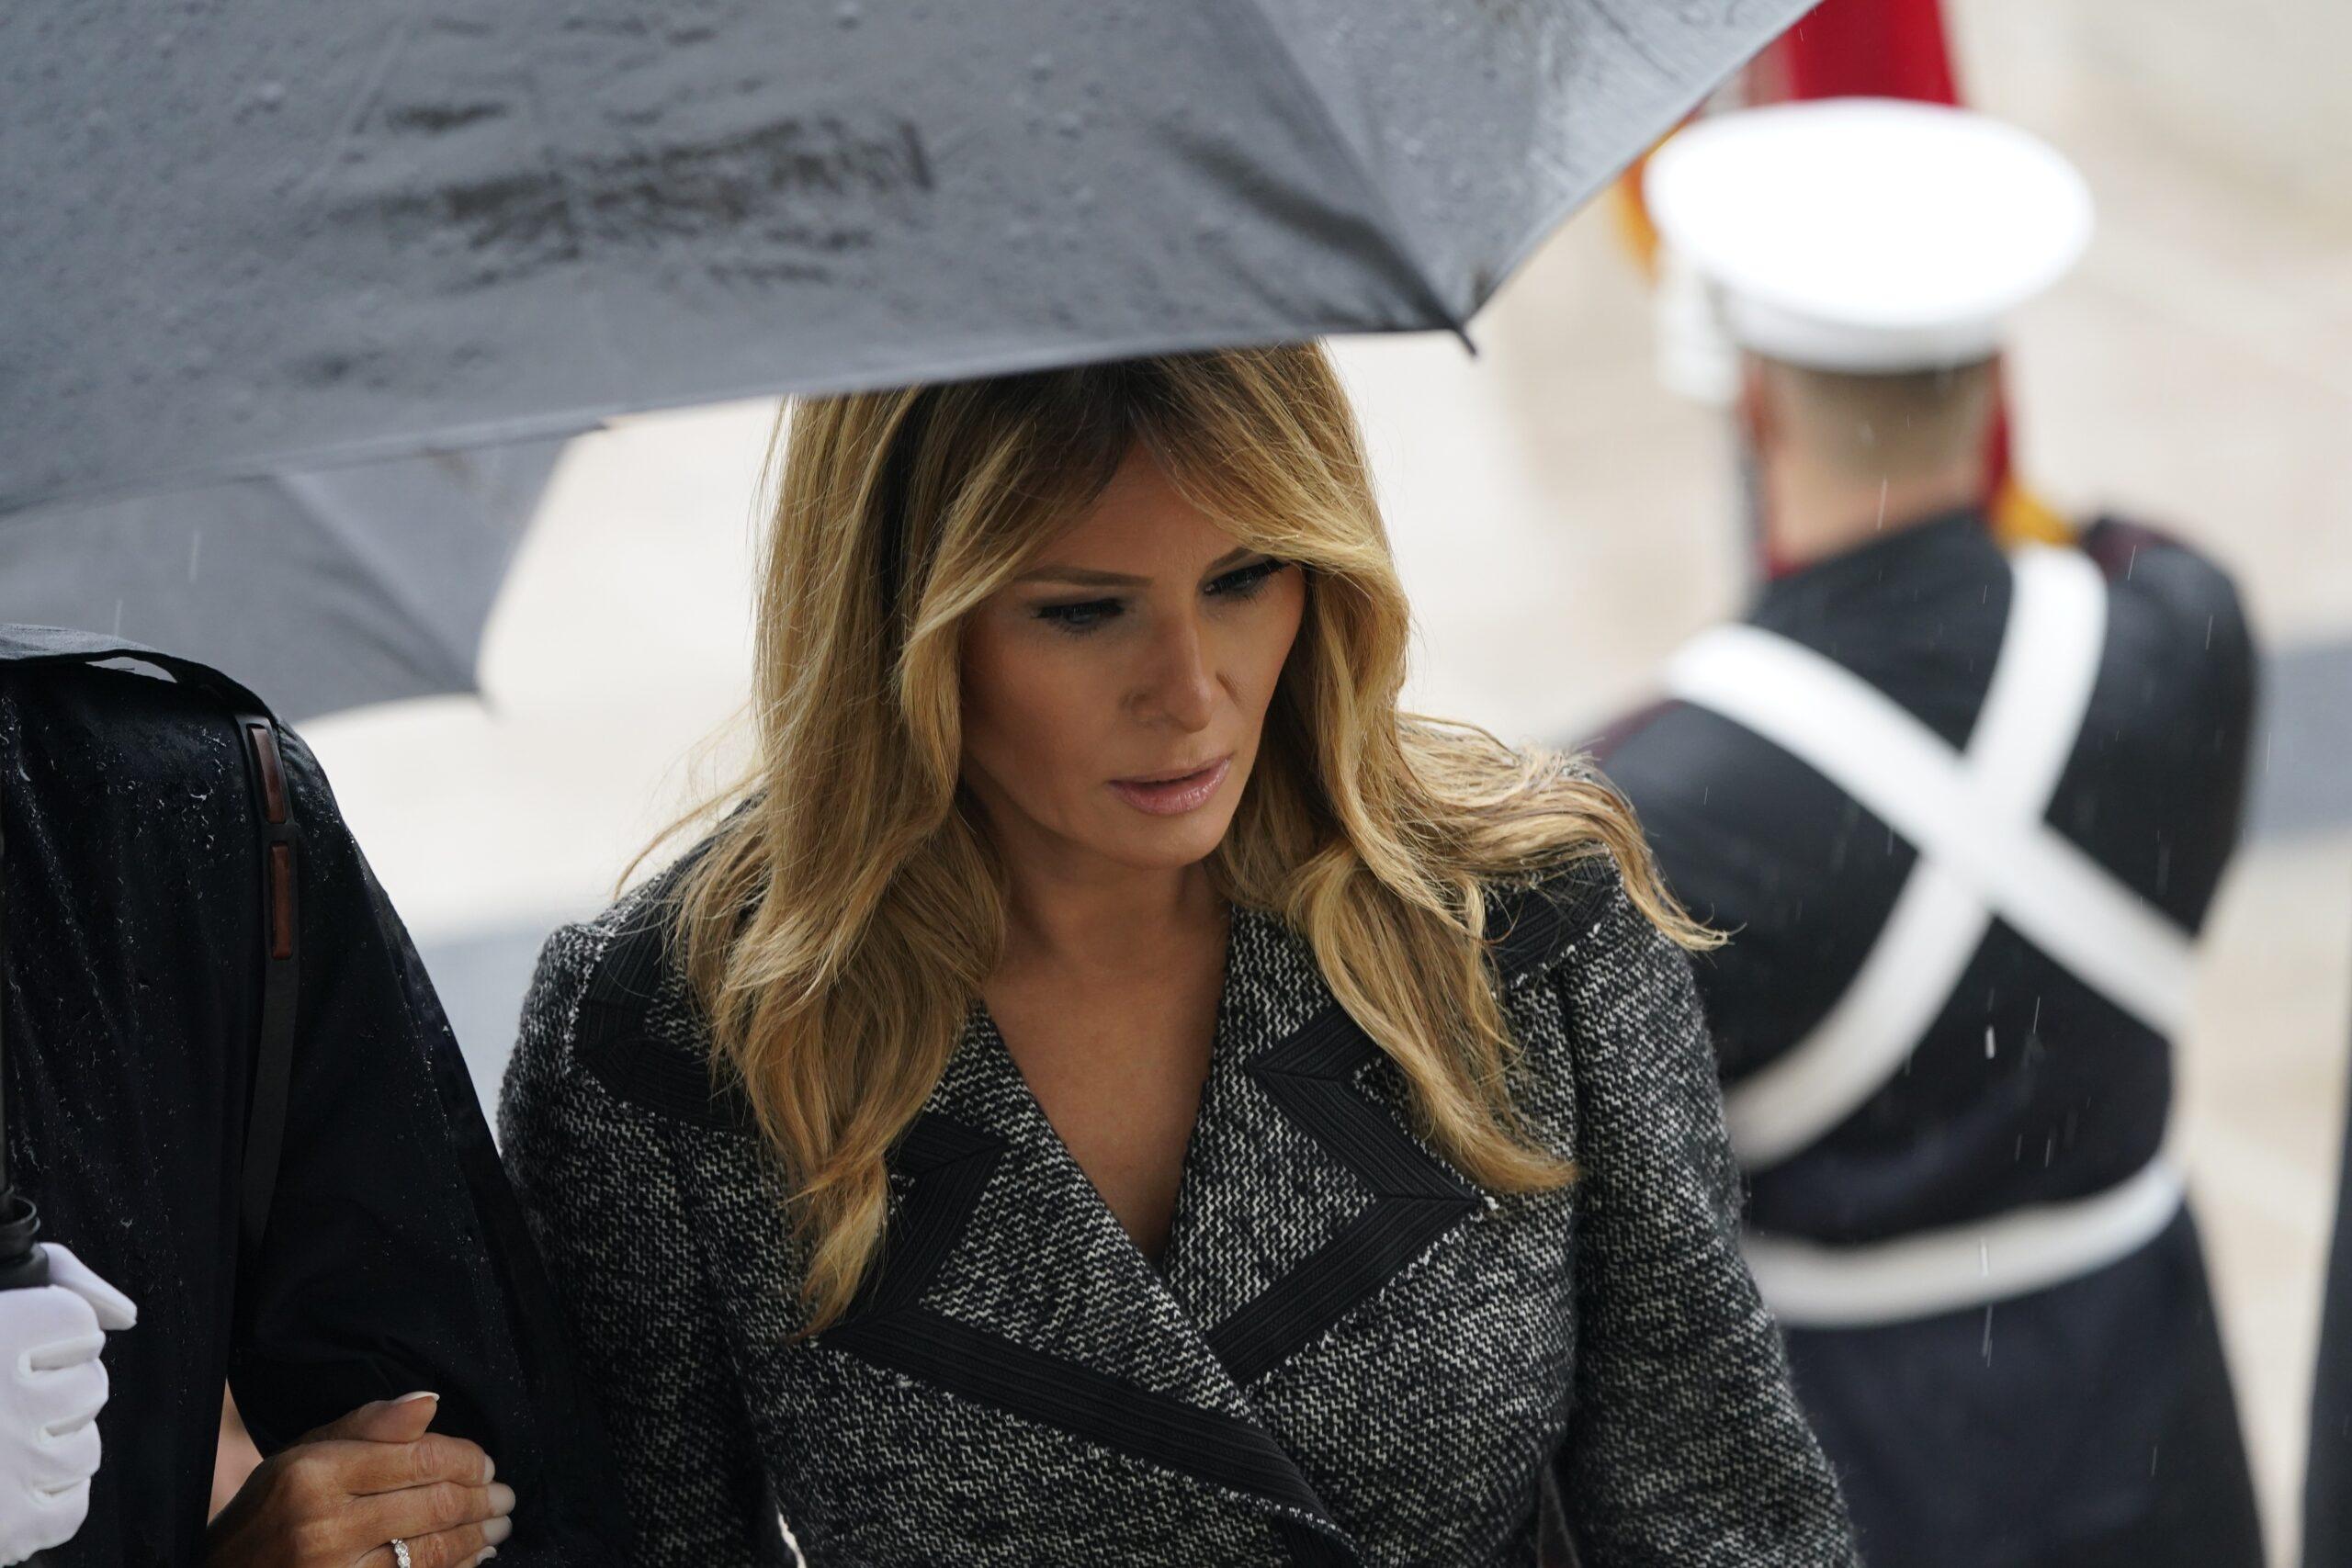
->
[390,1540,413,1568]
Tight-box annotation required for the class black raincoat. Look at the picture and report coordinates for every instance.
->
[0,626,626,1565]
[1593,513,2265,1568]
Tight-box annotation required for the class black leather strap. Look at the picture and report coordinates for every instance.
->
[233,712,301,1258]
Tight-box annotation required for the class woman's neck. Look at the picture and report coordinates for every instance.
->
[996,855,1226,981]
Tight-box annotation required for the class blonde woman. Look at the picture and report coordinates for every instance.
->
[499,347,1858,1567]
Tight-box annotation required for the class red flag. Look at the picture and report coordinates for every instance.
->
[1752,0,1962,107]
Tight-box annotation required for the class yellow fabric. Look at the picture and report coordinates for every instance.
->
[1991,477,2075,547]
[1610,164,1662,280]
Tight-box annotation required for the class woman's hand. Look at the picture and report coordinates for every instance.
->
[205,1392,515,1568]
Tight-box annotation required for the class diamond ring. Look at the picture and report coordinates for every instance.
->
[390,1540,413,1568]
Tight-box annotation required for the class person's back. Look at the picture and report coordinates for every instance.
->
[1605,511,2251,1231]
[0,635,626,1562]
[1599,512,2262,1560]
[1599,101,2267,1565]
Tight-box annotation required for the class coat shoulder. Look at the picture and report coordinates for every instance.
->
[503,840,752,1137]
[1481,850,1656,992]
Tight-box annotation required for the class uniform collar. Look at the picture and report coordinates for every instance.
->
[1751,506,1999,638]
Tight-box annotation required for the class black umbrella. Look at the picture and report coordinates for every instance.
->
[4,0,1811,512]
[0,438,570,724]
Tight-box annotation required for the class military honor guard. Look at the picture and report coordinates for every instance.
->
[1594,100,2267,1566]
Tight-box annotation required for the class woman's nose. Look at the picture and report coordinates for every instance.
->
[1139,617,1217,731]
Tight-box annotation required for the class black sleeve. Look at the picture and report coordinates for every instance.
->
[225,724,629,1565]
[2073,517,2258,926]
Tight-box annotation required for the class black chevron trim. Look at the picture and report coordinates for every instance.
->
[572,903,761,1134]
[1204,872,1611,1386]
[1487,863,1615,986]
[1208,1007,1481,1385]
[821,1111,1355,1565]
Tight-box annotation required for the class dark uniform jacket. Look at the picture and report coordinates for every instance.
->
[0,626,626,1564]
[2309,1003,2352,1568]
[498,850,1860,1566]
[1595,512,2265,1567]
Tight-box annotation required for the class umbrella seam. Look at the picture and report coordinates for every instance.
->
[272,466,510,697]
[1211,0,1468,340]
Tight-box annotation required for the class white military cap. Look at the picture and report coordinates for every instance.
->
[1645,98,2094,372]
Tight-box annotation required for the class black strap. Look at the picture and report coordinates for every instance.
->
[232,712,301,1258]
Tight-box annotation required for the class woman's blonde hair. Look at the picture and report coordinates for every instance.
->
[656,344,1704,1333]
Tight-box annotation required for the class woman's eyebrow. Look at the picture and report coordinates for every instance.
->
[1015,547,1255,589]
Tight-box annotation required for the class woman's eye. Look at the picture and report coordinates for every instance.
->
[1207,559,1286,599]
[1035,598,1122,632]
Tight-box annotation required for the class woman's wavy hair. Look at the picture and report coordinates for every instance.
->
[654,344,1707,1333]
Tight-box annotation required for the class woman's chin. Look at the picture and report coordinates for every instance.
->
[1089,806,1239,873]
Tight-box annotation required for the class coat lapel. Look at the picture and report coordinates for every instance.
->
[813,1000,1360,1560]
[1158,908,1485,1386]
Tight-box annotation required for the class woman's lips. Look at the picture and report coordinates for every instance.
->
[1108,756,1232,817]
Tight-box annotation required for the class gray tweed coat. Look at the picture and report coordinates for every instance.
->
[498,854,1858,1567]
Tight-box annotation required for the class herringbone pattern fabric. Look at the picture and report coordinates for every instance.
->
[499,853,1857,1566]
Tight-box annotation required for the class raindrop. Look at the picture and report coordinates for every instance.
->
[1983,1026,1996,1060]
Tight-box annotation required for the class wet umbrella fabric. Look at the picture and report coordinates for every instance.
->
[0,438,569,723]
[2,0,1811,512]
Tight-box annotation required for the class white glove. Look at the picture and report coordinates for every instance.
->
[0,1245,135,1566]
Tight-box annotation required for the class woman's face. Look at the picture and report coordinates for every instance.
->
[959,445,1306,878]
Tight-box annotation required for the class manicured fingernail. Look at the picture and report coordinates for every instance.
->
[487,1483,515,1517]
[392,1390,439,1405]
[483,1515,514,1546]
[480,1451,496,1485]
[479,1551,499,1563]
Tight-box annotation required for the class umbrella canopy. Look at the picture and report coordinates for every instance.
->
[3,0,1810,513]
[0,439,567,720]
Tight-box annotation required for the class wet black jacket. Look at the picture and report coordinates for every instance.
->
[2310,1013,2352,1568]
[1593,514,2264,1568]
[0,626,626,1565]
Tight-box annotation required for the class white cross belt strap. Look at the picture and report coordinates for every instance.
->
[1665,545,2196,1171]
[1743,1157,2186,1327]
